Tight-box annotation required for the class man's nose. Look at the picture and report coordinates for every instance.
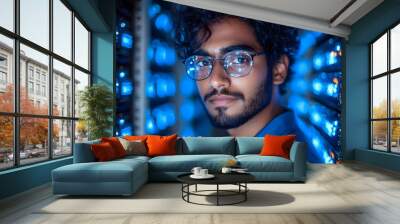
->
[208,61,231,91]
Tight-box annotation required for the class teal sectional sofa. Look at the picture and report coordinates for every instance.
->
[52,137,307,196]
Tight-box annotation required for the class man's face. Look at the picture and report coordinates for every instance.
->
[194,17,273,129]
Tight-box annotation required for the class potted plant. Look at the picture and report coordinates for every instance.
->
[79,84,113,140]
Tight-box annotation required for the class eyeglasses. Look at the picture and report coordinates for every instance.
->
[184,50,265,81]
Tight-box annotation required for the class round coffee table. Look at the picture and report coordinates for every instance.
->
[177,173,255,206]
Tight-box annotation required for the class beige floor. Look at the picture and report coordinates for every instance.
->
[1,162,400,224]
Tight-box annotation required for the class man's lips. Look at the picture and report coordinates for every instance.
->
[207,95,239,107]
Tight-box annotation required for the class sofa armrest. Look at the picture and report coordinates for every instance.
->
[73,140,100,163]
[289,141,307,181]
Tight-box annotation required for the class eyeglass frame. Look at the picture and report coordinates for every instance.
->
[183,50,266,81]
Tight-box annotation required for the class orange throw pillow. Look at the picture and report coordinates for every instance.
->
[259,135,296,159]
[101,137,127,158]
[123,135,148,141]
[146,134,177,157]
[91,142,117,161]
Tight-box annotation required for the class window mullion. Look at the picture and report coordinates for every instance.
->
[13,0,21,167]
[49,0,54,160]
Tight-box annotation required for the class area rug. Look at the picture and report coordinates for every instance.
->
[37,183,361,214]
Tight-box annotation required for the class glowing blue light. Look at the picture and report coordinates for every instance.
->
[312,138,320,149]
[181,126,195,137]
[336,44,341,51]
[121,81,133,96]
[288,96,308,115]
[180,101,195,121]
[119,71,126,78]
[115,131,119,136]
[312,80,323,93]
[146,79,156,98]
[148,4,161,19]
[155,75,176,97]
[326,83,337,96]
[311,112,321,123]
[145,111,158,134]
[327,52,338,65]
[116,82,119,87]
[147,46,154,61]
[154,42,176,66]
[155,13,173,32]
[180,75,196,97]
[121,126,132,136]
[119,119,125,125]
[313,55,323,70]
[121,33,133,48]
[120,22,126,28]
[152,104,176,130]
[296,31,322,56]
[292,60,311,76]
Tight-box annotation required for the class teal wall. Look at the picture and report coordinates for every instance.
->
[345,0,400,171]
[0,0,115,200]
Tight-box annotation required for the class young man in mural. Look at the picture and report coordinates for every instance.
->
[175,7,304,139]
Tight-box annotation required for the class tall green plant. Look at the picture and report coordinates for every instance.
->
[79,84,113,140]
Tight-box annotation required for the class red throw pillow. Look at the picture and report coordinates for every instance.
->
[91,142,117,161]
[146,134,177,157]
[101,137,126,158]
[259,135,296,159]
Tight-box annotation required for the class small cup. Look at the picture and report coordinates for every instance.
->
[199,169,208,176]
[191,167,202,176]
[221,167,232,174]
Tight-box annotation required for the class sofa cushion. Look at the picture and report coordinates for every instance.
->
[236,137,263,155]
[178,137,235,155]
[148,154,235,172]
[52,158,147,183]
[236,155,293,172]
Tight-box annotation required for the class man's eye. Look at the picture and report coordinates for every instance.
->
[233,55,250,64]
[197,60,211,67]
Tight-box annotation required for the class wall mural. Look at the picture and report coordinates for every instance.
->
[115,0,343,163]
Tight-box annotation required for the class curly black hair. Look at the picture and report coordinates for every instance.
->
[173,6,299,93]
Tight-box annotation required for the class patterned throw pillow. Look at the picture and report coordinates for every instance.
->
[118,138,147,156]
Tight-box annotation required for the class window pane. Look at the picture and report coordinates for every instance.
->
[53,59,72,117]
[75,120,88,143]
[372,121,388,151]
[53,119,72,158]
[20,0,49,49]
[372,77,387,119]
[74,18,89,70]
[20,44,49,115]
[372,33,387,76]
[391,120,400,153]
[391,72,400,118]
[0,34,14,112]
[53,0,72,60]
[391,24,400,70]
[20,117,49,165]
[74,69,89,118]
[0,0,14,31]
[0,116,13,170]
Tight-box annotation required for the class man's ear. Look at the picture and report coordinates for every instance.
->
[272,55,289,85]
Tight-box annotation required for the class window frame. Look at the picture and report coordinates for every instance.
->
[0,0,92,171]
[370,20,400,154]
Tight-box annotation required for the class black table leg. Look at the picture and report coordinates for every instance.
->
[217,184,219,206]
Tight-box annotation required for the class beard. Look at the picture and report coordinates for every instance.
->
[204,77,273,129]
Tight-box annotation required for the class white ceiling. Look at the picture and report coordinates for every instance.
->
[164,0,384,38]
